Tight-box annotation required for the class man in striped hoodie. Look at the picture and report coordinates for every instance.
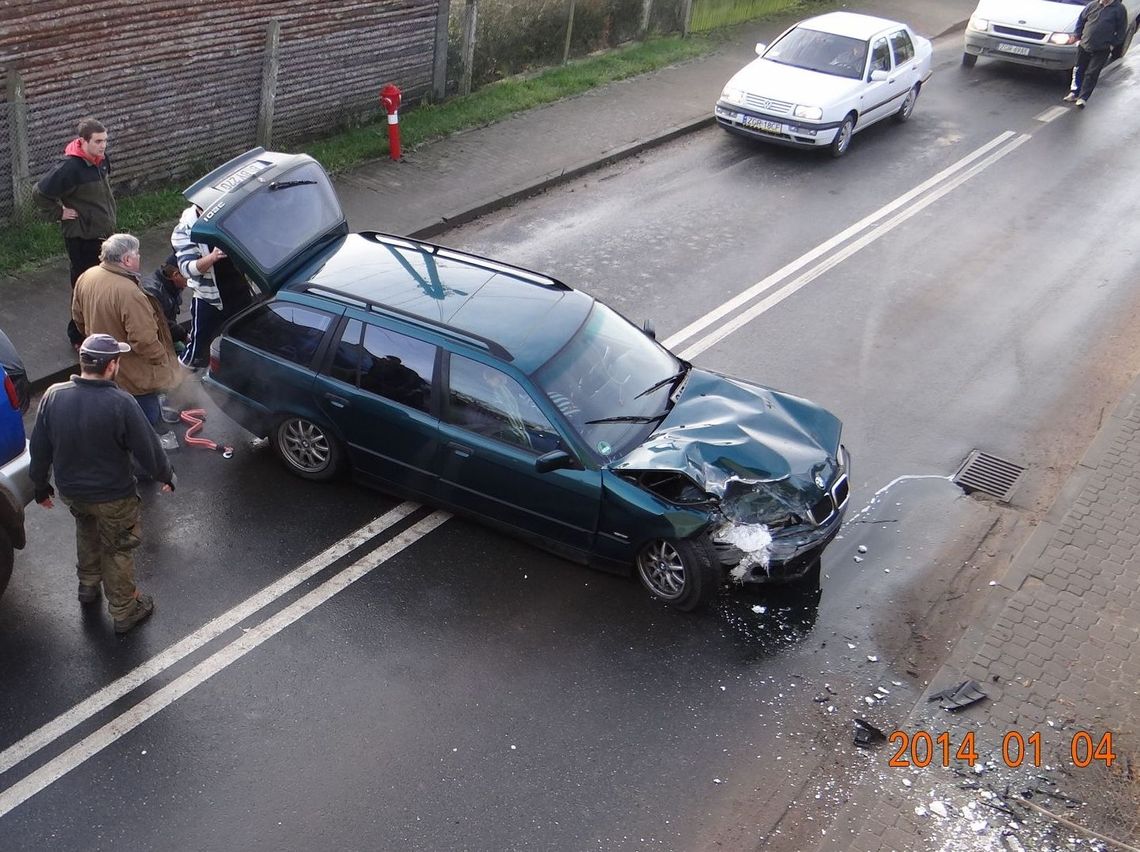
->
[171,204,249,369]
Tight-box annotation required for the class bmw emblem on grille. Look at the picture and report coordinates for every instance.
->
[815,474,826,489]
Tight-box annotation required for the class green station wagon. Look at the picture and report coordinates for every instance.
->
[195,149,850,610]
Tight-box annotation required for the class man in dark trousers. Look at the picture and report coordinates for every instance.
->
[29,334,177,634]
[1064,0,1128,107]
[34,117,116,347]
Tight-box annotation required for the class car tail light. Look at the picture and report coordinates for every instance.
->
[3,374,19,410]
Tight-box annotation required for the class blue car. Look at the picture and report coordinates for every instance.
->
[1,358,33,600]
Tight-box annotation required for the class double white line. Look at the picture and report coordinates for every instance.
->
[0,502,449,819]
[665,131,1032,360]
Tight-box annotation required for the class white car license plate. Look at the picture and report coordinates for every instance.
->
[741,115,782,134]
[996,43,1031,56]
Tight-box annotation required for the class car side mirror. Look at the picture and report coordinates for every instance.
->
[642,320,656,340]
[869,69,889,81]
[535,449,578,474]
[755,42,766,56]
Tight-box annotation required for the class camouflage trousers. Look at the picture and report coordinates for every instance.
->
[62,494,142,619]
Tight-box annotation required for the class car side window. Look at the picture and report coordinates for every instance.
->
[889,30,914,63]
[229,302,333,367]
[446,354,561,454]
[870,38,892,73]
[357,324,435,413]
[328,319,364,385]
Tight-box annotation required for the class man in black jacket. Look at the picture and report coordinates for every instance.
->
[29,334,176,634]
[34,117,116,347]
[142,254,191,354]
[1064,0,1129,107]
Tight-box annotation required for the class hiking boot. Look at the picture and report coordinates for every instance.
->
[113,593,155,634]
[78,582,101,604]
[1062,92,1077,103]
[159,431,180,451]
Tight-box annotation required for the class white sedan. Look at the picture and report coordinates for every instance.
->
[715,12,933,158]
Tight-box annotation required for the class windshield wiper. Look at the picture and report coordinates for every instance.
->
[268,179,318,191]
[634,365,689,400]
[585,411,668,426]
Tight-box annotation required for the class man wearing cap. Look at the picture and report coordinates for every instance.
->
[72,233,182,449]
[142,253,191,354]
[29,334,177,634]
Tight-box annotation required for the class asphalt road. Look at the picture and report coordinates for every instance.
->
[4,36,1140,851]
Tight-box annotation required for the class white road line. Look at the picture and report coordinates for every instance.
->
[0,510,452,820]
[1035,105,1069,123]
[0,501,421,778]
[662,131,1017,352]
[677,134,1033,360]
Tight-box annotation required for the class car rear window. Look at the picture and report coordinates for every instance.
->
[217,162,343,273]
[229,302,334,367]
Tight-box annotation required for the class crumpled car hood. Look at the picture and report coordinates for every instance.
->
[612,368,842,502]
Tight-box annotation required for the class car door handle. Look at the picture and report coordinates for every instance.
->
[324,392,349,409]
[448,441,473,458]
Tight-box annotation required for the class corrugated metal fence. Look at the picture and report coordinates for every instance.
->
[0,0,440,220]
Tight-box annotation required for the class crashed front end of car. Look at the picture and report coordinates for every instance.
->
[613,369,850,585]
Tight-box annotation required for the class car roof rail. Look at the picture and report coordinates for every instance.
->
[359,231,572,292]
[301,284,514,361]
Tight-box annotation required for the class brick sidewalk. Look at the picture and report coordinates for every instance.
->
[814,385,1140,851]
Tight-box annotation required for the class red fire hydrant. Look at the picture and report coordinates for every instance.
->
[379,83,402,161]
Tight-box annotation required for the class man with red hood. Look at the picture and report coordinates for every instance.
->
[35,117,117,347]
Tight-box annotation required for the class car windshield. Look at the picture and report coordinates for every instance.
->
[217,161,344,273]
[532,303,681,463]
[764,27,868,79]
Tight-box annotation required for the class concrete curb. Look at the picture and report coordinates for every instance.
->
[407,116,715,240]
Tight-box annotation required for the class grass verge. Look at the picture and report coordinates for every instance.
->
[1,33,716,278]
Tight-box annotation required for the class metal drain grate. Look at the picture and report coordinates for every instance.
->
[953,451,1025,502]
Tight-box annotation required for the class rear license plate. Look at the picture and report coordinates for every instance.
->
[741,115,782,134]
[996,43,1031,56]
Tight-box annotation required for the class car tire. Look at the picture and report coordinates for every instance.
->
[635,536,722,611]
[272,416,343,481]
[961,52,977,68]
[895,84,920,123]
[830,114,855,158]
[0,527,12,601]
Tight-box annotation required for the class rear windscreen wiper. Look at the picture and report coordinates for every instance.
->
[268,179,318,191]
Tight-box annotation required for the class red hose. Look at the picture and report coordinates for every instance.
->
[179,409,234,458]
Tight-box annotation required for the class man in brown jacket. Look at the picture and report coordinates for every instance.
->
[72,234,183,449]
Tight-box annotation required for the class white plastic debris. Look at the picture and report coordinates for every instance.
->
[902,779,912,787]
[713,778,723,784]
[751,605,766,614]
[853,556,863,563]
[914,806,927,817]
[867,655,879,662]
[857,545,868,553]
[847,643,856,650]
[716,523,772,577]
[929,801,948,818]
[864,696,875,705]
